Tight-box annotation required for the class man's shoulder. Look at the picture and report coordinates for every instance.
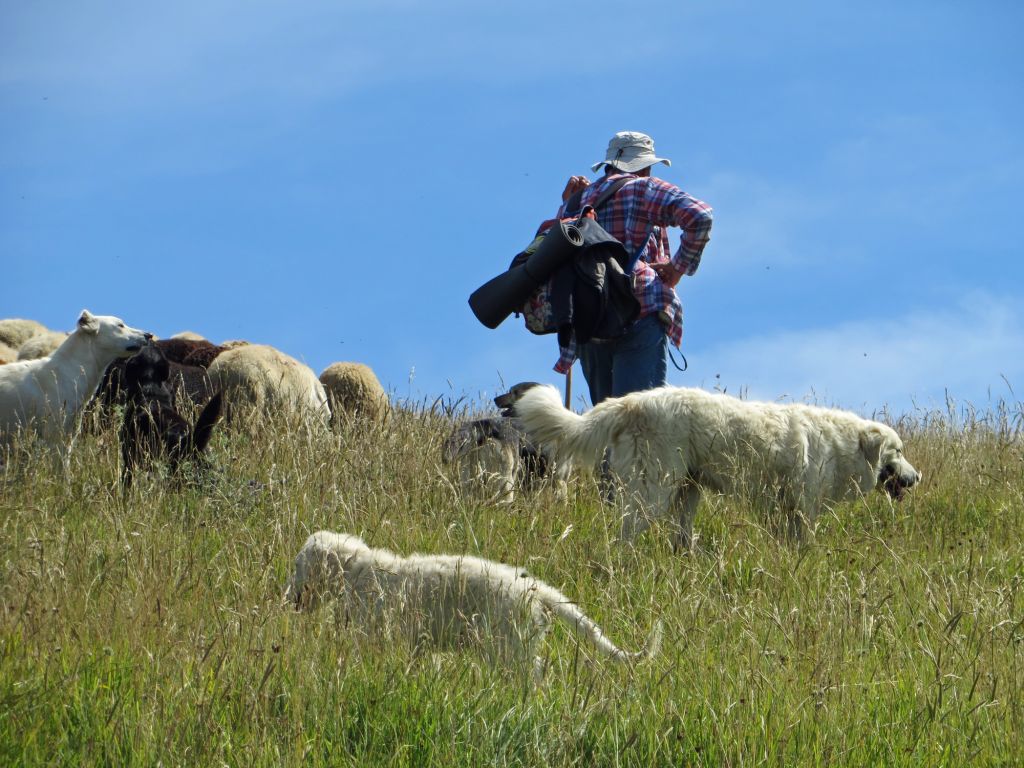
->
[609,173,681,195]
[586,173,649,200]
[645,174,682,191]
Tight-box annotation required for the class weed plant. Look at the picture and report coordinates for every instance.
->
[1,395,1022,766]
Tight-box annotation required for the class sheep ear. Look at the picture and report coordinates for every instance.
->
[859,426,884,466]
[77,310,99,335]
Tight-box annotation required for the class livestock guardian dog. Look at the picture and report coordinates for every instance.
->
[286,531,660,676]
[441,416,562,503]
[506,383,922,547]
[0,311,151,451]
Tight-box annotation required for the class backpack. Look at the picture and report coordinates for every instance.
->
[513,178,640,346]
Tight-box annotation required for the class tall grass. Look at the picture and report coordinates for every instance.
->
[1,396,1022,766]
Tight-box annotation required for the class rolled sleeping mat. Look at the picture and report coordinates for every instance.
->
[469,220,584,329]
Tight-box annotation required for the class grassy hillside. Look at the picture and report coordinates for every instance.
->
[1,398,1022,766]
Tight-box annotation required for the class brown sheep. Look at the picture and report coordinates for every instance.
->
[154,338,225,368]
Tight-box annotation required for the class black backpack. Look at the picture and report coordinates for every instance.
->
[511,178,640,347]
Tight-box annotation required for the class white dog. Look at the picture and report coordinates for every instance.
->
[506,383,922,546]
[0,310,151,449]
[286,530,660,674]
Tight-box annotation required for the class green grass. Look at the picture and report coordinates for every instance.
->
[1,397,1022,766]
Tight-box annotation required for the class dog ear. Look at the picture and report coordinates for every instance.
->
[474,421,494,446]
[482,418,507,443]
[77,310,100,335]
[859,426,885,466]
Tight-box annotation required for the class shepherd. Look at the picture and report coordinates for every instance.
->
[557,131,713,405]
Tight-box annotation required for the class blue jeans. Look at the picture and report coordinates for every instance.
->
[577,314,668,405]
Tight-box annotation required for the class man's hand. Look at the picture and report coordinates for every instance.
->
[561,175,591,202]
[651,261,685,288]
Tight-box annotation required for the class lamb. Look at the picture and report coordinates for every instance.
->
[16,331,69,361]
[0,311,150,448]
[319,362,390,423]
[208,344,329,426]
[286,531,660,675]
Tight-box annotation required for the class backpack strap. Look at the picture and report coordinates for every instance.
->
[564,176,633,219]
[565,174,653,275]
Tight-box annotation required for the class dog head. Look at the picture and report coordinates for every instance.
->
[859,424,922,500]
[493,381,543,417]
[286,531,369,611]
[442,417,520,463]
[76,310,152,358]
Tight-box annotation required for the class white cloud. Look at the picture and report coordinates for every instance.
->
[692,292,1024,416]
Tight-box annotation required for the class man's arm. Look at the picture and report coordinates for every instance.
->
[644,179,714,277]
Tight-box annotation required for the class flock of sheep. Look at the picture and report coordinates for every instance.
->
[0,315,391,429]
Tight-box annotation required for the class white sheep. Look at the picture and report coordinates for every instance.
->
[208,344,329,426]
[318,362,390,423]
[0,318,50,350]
[0,342,17,365]
[16,331,69,361]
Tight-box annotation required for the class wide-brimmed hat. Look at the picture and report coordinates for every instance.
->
[591,131,672,173]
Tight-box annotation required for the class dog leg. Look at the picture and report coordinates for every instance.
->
[617,473,674,544]
[532,655,547,683]
[785,511,809,543]
[597,450,616,504]
[549,459,571,502]
[617,497,653,543]
[672,484,702,552]
[784,483,820,543]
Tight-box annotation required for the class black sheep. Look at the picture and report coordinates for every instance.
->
[118,344,223,488]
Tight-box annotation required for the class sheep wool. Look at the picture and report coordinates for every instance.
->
[171,331,207,341]
[208,344,329,426]
[319,362,390,422]
[0,319,50,350]
[0,342,17,365]
[17,331,69,361]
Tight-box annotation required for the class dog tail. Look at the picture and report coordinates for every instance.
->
[511,384,611,466]
[191,391,223,455]
[536,581,661,662]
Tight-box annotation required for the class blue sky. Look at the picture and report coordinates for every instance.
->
[3,1,1022,416]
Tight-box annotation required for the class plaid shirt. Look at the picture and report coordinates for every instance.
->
[551,172,713,373]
